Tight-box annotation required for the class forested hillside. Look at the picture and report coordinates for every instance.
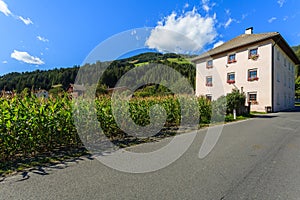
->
[0,53,195,93]
[292,45,300,59]
[293,45,300,99]
[292,45,300,75]
[0,67,80,92]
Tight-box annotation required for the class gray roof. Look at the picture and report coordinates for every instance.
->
[192,32,300,64]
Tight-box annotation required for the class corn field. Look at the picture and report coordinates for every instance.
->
[0,94,212,163]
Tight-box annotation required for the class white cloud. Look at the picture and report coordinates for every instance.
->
[283,16,288,21]
[146,8,217,54]
[225,9,231,15]
[0,0,11,16]
[37,36,49,42]
[202,5,210,12]
[11,50,44,65]
[184,3,189,9]
[0,0,33,25]
[277,0,286,7]
[202,0,210,12]
[2,60,8,64]
[242,13,248,20]
[131,30,136,35]
[213,41,224,48]
[224,18,233,28]
[18,16,33,25]
[268,17,277,23]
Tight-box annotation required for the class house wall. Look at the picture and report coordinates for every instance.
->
[196,40,274,112]
[273,44,295,112]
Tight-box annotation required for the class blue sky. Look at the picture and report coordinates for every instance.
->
[0,0,300,75]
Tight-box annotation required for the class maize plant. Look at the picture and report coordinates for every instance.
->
[0,93,212,163]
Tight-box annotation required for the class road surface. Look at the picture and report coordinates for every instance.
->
[1,109,300,200]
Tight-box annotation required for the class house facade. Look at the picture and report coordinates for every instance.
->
[67,84,86,98]
[192,28,300,112]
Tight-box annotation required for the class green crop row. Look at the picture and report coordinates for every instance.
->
[0,94,80,163]
[0,94,213,163]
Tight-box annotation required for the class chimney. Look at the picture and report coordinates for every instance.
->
[245,27,253,34]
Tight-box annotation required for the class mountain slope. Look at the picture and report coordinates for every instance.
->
[0,53,195,93]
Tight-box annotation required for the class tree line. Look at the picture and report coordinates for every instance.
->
[0,52,196,95]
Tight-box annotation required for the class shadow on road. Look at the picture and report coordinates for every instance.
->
[0,151,95,183]
[281,105,300,113]
[252,115,278,119]
[252,106,300,119]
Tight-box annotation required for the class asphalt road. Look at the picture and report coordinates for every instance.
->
[1,109,300,200]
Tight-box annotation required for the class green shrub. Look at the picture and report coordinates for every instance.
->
[226,89,246,115]
[211,96,226,122]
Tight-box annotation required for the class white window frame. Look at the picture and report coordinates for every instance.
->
[248,92,257,104]
[228,53,236,64]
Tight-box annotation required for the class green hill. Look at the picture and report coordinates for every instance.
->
[292,45,300,58]
[292,45,300,99]
[292,45,300,76]
[0,52,195,94]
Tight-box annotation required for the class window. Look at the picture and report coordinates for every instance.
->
[284,93,287,107]
[284,58,287,66]
[248,69,258,81]
[277,70,280,82]
[248,92,257,104]
[206,94,212,101]
[206,60,213,69]
[289,63,291,71]
[249,48,259,60]
[206,76,213,87]
[284,72,286,87]
[227,72,235,84]
[289,77,291,88]
[228,53,236,64]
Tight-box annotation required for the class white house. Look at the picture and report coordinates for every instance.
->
[192,28,300,112]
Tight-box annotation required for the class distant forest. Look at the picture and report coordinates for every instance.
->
[0,52,196,93]
[292,44,300,73]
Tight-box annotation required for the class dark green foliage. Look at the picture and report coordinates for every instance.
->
[0,53,195,95]
[292,45,300,97]
[292,45,300,59]
[295,76,300,99]
[99,53,195,90]
[226,89,246,114]
[292,45,300,76]
[0,66,80,92]
[211,96,226,122]
[211,89,247,122]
